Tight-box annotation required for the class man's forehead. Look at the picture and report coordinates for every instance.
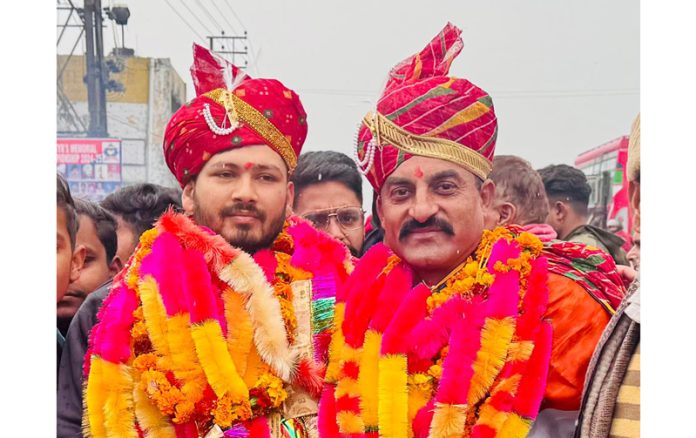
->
[386,157,474,183]
[205,144,287,171]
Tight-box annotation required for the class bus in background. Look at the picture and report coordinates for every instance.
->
[574,135,632,235]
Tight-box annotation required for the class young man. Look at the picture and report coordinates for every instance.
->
[74,45,351,438]
[292,151,365,256]
[320,25,556,437]
[57,184,182,437]
[539,164,629,265]
[56,174,84,368]
[57,199,119,336]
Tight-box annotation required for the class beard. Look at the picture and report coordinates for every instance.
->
[192,197,287,254]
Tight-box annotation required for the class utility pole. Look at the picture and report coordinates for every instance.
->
[208,31,249,68]
[83,0,108,137]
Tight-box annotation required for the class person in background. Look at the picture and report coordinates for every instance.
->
[57,183,182,436]
[481,155,627,437]
[539,164,629,265]
[575,114,641,438]
[483,155,556,241]
[56,174,84,370]
[292,150,365,256]
[100,182,182,264]
[57,199,119,336]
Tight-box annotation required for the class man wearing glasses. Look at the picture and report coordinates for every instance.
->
[292,151,366,256]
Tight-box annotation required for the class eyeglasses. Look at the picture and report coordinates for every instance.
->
[302,206,365,231]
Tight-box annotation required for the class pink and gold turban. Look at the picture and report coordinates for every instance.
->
[164,44,308,186]
[355,23,498,191]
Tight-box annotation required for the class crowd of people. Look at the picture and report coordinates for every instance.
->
[56,24,640,438]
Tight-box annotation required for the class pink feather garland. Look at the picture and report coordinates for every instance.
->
[381,284,431,355]
[288,220,350,276]
[435,308,486,405]
[513,321,553,417]
[139,232,188,316]
[183,248,224,326]
[252,249,277,283]
[369,262,412,332]
[90,283,139,363]
[157,211,239,272]
[318,384,340,437]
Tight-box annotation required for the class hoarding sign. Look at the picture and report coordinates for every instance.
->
[57,138,122,201]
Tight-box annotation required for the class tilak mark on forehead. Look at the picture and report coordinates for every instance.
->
[414,166,424,179]
[244,162,254,170]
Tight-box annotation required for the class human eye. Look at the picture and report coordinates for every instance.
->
[390,186,411,202]
[305,212,329,229]
[257,173,279,183]
[339,210,361,226]
[215,169,237,179]
[434,181,458,195]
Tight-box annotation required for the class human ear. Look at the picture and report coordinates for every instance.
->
[376,194,385,227]
[553,201,566,221]
[498,202,517,226]
[479,179,496,210]
[286,181,295,217]
[182,181,195,215]
[70,245,86,283]
[109,255,124,276]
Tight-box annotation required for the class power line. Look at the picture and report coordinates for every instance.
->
[209,0,238,35]
[222,0,247,31]
[162,0,205,42]
[174,0,215,36]
[195,0,225,34]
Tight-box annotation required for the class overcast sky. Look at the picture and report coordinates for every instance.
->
[58,0,639,172]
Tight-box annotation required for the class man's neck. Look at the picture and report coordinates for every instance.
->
[413,251,475,289]
[560,217,588,240]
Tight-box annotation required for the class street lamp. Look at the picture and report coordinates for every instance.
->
[106,4,130,49]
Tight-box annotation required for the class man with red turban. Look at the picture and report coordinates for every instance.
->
[80,44,351,437]
[319,23,624,438]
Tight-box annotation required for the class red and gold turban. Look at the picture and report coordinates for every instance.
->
[355,23,498,191]
[164,44,308,186]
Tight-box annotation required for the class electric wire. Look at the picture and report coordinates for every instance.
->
[209,0,239,35]
[195,0,226,34]
[222,0,247,31]
[161,0,205,42]
[174,0,215,36]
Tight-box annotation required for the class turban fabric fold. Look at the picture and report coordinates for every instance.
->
[356,22,498,191]
[164,44,307,186]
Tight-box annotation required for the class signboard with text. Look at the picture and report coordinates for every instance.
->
[57,138,122,201]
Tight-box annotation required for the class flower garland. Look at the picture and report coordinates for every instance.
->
[321,227,553,438]
[84,212,350,437]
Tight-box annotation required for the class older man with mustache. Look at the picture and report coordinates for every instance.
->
[318,24,625,438]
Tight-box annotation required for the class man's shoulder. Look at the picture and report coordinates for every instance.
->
[566,226,609,251]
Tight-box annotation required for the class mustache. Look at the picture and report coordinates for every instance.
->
[220,202,266,221]
[399,216,455,241]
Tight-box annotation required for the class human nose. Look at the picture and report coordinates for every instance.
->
[232,174,258,203]
[409,188,438,223]
[326,214,346,237]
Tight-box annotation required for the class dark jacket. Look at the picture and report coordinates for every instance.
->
[57,281,111,438]
[565,224,629,266]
